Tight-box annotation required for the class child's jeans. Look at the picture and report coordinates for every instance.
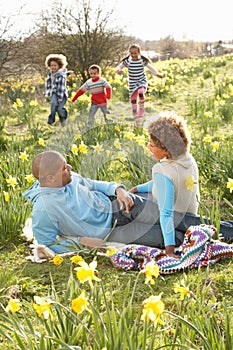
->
[88,103,110,126]
[48,94,67,124]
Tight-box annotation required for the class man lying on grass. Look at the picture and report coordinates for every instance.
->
[23,149,201,259]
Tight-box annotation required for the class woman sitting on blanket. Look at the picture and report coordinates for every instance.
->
[129,111,200,258]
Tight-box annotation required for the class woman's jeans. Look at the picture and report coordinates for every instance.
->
[48,94,67,124]
[108,193,204,249]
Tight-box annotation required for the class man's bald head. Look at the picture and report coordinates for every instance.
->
[32,151,65,182]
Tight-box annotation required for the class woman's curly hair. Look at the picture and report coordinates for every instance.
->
[45,54,68,69]
[147,111,191,159]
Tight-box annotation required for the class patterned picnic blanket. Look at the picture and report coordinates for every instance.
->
[110,224,233,274]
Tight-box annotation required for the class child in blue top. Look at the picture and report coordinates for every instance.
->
[44,54,73,127]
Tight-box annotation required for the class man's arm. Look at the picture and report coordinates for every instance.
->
[32,210,80,254]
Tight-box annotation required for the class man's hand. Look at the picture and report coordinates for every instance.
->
[79,237,105,250]
[115,187,134,213]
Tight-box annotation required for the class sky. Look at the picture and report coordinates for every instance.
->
[1,0,233,42]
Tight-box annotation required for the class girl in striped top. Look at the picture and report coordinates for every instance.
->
[116,44,163,127]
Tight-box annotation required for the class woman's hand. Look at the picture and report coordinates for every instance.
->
[129,186,138,194]
[165,245,181,259]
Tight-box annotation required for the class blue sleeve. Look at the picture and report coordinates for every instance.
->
[77,175,120,196]
[154,173,175,246]
[32,209,79,254]
[137,180,153,193]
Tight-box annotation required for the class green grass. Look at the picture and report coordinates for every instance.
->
[0,54,232,349]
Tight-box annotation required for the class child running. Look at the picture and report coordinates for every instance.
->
[116,44,163,127]
[71,64,112,127]
[44,54,73,127]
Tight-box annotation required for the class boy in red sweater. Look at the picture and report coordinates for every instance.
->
[72,65,112,126]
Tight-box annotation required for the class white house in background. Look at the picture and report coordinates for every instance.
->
[141,50,161,61]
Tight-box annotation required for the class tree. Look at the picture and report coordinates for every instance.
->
[32,0,130,82]
[0,8,28,78]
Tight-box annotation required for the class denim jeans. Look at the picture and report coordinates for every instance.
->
[88,103,109,126]
[48,94,67,124]
[107,193,204,249]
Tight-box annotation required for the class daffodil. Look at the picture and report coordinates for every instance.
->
[79,141,88,154]
[203,111,213,118]
[174,279,191,300]
[6,298,21,313]
[29,100,38,106]
[140,261,160,285]
[135,134,146,146]
[124,131,135,140]
[33,296,52,319]
[114,125,120,132]
[185,174,196,192]
[50,255,64,266]
[19,151,29,162]
[117,151,127,161]
[203,135,212,143]
[71,290,89,314]
[141,293,165,325]
[25,174,34,183]
[13,98,23,108]
[38,138,45,147]
[74,260,101,288]
[71,144,79,155]
[227,178,233,193]
[113,139,121,149]
[3,191,9,202]
[70,255,84,264]
[6,175,18,188]
[92,143,102,153]
[74,133,82,140]
[105,246,117,257]
[211,141,219,152]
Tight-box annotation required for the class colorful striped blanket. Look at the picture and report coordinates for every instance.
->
[110,225,233,274]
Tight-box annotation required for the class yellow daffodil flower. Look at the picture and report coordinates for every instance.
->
[114,125,120,132]
[13,98,23,108]
[227,178,233,193]
[50,255,64,266]
[113,140,121,149]
[38,138,45,147]
[185,174,196,192]
[6,175,18,188]
[33,296,52,319]
[29,100,38,106]
[74,133,82,140]
[70,255,84,264]
[203,111,213,118]
[174,279,191,300]
[124,131,135,140]
[71,144,79,155]
[74,260,101,288]
[3,191,9,202]
[105,246,117,257]
[141,293,165,325]
[92,143,102,153]
[19,151,29,162]
[25,174,34,183]
[6,298,21,313]
[203,135,212,143]
[211,141,219,152]
[71,290,89,314]
[140,261,160,285]
[79,141,88,154]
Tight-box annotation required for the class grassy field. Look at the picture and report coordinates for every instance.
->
[0,54,232,349]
